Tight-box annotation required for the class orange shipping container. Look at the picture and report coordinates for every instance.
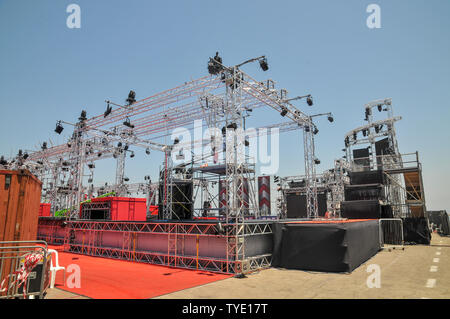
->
[0,169,42,242]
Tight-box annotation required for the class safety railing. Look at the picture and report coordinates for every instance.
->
[0,241,51,299]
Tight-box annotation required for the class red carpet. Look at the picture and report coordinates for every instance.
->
[47,245,231,299]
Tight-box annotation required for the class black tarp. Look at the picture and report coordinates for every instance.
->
[272,220,380,273]
[402,217,431,245]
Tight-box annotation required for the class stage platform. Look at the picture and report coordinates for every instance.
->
[37,218,381,274]
[38,218,274,274]
[272,219,381,273]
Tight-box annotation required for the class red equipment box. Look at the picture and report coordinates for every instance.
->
[39,203,51,217]
[81,197,147,221]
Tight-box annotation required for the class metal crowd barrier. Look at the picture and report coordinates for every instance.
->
[0,240,51,299]
[379,218,404,248]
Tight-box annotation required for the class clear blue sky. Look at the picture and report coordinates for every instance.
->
[0,0,449,211]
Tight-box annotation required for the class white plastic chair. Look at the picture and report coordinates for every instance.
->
[48,249,66,289]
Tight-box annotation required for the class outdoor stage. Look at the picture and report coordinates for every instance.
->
[37,218,381,274]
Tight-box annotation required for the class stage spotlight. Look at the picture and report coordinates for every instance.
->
[124,144,129,151]
[23,153,29,160]
[375,125,380,133]
[362,129,367,137]
[313,127,319,135]
[259,57,269,71]
[42,142,47,150]
[280,107,288,117]
[55,121,64,134]
[378,104,382,112]
[123,118,135,128]
[0,156,7,166]
[88,178,93,183]
[344,137,349,147]
[245,139,250,147]
[79,110,87,121]
[145,148,151,155]
[67,142,71,148]
[353,132,357,140]
[104,102,112,118]
[98,153,102,157]
[88,163,95,169]
[173,138,180,145]
[304,125,310,132]
[130,152,135,158]
[306,96,313,106]
[126,90,136,105]
[124,177,130,182]
[327,115,334,123]
[314,158,321,165]
[208,52,223,75]
[226,122,238,130]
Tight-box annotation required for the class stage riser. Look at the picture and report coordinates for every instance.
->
[37,218,274,274]
[272,220,381,273]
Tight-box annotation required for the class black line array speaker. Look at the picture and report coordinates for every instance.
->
[286,192,327,218]
[158,181,193,220]
[344,184,385,201]
[349,170,385,185]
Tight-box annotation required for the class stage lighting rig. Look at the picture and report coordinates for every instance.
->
[123,117,135,129]
[282,94,313,106]
[259,57,269,71]
[55,121,64,134]
[208,52,224,75]
[126,90,136,106]
[79,110,87,122]
[104,101,112,118]
[313,126,319,135]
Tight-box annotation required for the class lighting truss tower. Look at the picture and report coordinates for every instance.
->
[115,148,126,197]
[303,123,319,218]
[67,123,87,219]
[223,66,247,273]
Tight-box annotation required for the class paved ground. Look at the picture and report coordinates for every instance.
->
[46,233,450,299]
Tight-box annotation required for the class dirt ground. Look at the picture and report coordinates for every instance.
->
[46,233,450,299]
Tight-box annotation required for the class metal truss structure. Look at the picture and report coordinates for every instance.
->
[6,54,334,274]
[276,157,350,219]
[343,98,426,217]
[62,219,273,274]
